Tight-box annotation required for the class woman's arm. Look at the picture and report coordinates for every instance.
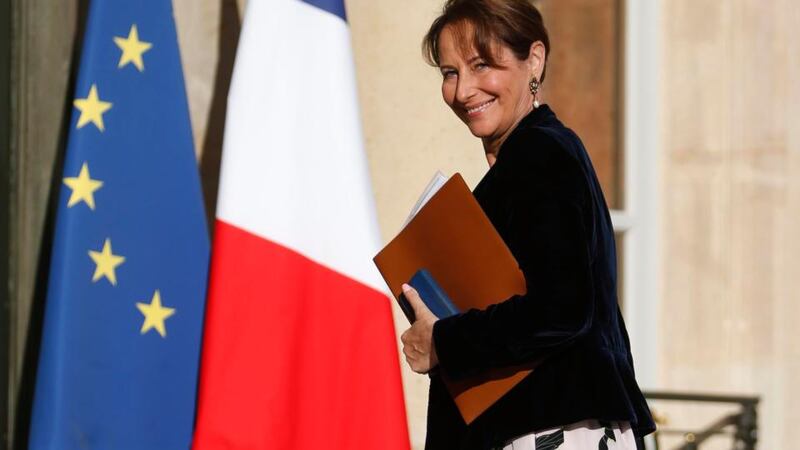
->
[433,129,595,380]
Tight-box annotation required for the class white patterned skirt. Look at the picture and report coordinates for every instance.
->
[501,420,637,450]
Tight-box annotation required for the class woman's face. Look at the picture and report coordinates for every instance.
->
[438,24,536,149]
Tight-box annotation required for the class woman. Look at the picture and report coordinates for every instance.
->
[399,1,656,448]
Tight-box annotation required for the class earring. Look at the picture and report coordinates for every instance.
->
[529,76,540,108]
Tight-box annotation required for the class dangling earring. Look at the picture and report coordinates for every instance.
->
[529,76,540,108]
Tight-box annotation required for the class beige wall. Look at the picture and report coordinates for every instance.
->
[173,1,800,449]
[659,1,800,449]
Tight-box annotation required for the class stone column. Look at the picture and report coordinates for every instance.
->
[5,0,81,446]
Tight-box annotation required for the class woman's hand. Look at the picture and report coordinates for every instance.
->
[400,284,439,374]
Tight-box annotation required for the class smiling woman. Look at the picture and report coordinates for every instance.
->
[436,24,541,163]
[424,1,549,164]
[396,1,656,449]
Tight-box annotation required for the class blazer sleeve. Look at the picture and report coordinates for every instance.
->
[433,128,596,381]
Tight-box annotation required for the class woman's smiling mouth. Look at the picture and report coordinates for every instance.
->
[465,98,496,116]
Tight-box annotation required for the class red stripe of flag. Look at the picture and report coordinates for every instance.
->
[193,220,410,449]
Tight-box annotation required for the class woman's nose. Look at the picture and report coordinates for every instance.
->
[455,73,476,104]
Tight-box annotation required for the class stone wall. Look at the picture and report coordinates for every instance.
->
[658,1,800,448]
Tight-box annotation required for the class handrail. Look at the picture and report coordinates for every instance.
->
[643,391,759,450]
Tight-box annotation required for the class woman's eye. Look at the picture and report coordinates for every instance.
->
[441,70,457,79]
[474,62,489,71]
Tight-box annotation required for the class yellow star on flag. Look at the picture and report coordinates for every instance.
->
[88,238,125,285]
[74,84,112,131]
[63,162,103,210]
[114,24,152,72]
[136,290,175,338]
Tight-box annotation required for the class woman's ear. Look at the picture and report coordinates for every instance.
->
[528,41,546,79]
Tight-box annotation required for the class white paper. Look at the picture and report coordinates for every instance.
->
[402,171,448,227]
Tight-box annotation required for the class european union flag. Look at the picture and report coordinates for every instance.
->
[29,1,209,448]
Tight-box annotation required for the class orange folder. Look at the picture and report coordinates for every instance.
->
[374,173,537,424]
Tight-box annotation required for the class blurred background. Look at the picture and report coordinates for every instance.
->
[1,0,798,448]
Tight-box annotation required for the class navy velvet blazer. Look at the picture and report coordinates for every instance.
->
[426,105,655,449]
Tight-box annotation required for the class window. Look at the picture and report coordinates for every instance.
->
[535,0,660,387]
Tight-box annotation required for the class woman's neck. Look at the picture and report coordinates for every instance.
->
[482,104,534,167]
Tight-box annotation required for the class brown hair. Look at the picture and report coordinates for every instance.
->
[422,0,551,82]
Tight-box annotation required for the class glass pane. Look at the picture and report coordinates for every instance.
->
[533,0,625,210]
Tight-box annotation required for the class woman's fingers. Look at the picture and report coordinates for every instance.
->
[403,339,431,373]
[402,283,434,320]
[403,346,426,373]
[400,283,438,374]
[403,340,433,374]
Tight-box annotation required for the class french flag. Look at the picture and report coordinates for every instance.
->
[192,0,410,448]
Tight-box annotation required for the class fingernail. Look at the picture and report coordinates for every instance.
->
[401,283,411,293]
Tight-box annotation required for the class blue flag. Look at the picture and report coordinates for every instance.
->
[29,1,209,448]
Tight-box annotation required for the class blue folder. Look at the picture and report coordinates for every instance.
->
[400,269,461,322]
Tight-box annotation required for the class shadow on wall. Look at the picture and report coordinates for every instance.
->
[199,0,241,230]
[11,0,90,447]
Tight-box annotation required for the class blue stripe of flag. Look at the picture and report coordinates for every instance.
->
[299,0,347,23]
